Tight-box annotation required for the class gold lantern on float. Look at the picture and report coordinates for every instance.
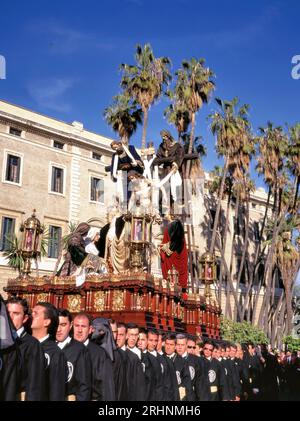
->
[20,209,43,276]
[125,203,152,272]
[199,251,216,302]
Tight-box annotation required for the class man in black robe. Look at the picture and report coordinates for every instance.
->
[175,333,206,401]
[6,297,46,401]
[137,328,162,401]
[56,309,92,401]
[109,319,128,401]
[147,329,179,401]
[243,342,263,401]
[260,344,280,400]
[116,322,146,401]
[0,294,21,401]
[200,340,230,401]
[164,333,193,401]
[73,313,115,401]
[31,302,66,400]
[228,344,242,400]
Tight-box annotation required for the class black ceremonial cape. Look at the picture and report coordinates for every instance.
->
[41,337,66,401]
[87,340,115,401]
[61,338,92,401]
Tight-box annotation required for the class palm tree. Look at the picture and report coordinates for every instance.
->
[288,123,300,210]
[177,58,215,177]
[3,235,24,275]
[255,123,289,331]
[256,123,288,217]
[209,97,250,255]
[120,43,171,149]
[164,70,190,143]
[103,92,142,145]
[209,166,233,306]
[272,217,300,334]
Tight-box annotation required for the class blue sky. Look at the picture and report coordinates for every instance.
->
[1,0,300,186]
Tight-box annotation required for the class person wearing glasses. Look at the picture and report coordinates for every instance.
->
[176,333,204,401]
[200,340,230,401]
[187,337,197,355]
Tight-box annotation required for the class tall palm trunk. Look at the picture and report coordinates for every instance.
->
[185,112,196,178]
[284,277,294,335]
[241,187,271,320]
[215,235,243,321]
[235,198,250,321]
[141,106,149,150]
[226,194,240,321]
[218,189,232,306]
[236,198,250,287]
[270,290,284,347]
[209,156,229,254]
[257,213,285,331]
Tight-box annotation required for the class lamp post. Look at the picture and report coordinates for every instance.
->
[199,251,216,302]
[20,209,43,276]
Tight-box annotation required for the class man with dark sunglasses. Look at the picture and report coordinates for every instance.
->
[200,340,230,401]
[187,338,197,355]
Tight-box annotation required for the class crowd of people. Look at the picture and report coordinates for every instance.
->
[0,296,300,401]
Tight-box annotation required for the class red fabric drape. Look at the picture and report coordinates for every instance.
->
[160,228,188,289]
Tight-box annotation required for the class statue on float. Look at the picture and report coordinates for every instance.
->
[152,130,184,204]
[160,219,188,298]
[105,141,144,205]
[56,223,108,284]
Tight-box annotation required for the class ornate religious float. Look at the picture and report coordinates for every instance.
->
[4,133,221,338]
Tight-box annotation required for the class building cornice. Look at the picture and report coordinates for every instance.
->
[0,107,113,156]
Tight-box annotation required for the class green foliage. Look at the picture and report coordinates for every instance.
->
[283,335,300,352]
[220,317,268,344]
[61,221,77,250]
[3,235,24,274]
[103,92,142,142]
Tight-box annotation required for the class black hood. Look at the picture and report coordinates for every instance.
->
[91,317,116,361]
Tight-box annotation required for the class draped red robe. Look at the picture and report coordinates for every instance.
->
[160,227,188,289]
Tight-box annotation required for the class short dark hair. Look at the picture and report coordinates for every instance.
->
[139,327,148,335]
[36,302,59,338]
[165,333,176,342]
[6,296,30,316]
[147,329,158,337]
[117,322,126,329]
[203,339,214,349]
[126,323,139,331]
[57,308,73,323]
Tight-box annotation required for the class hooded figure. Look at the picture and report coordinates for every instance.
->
[91,318,116,362]
[57,222,90,277]
[87,317,116,401]
[160,219,188,291]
